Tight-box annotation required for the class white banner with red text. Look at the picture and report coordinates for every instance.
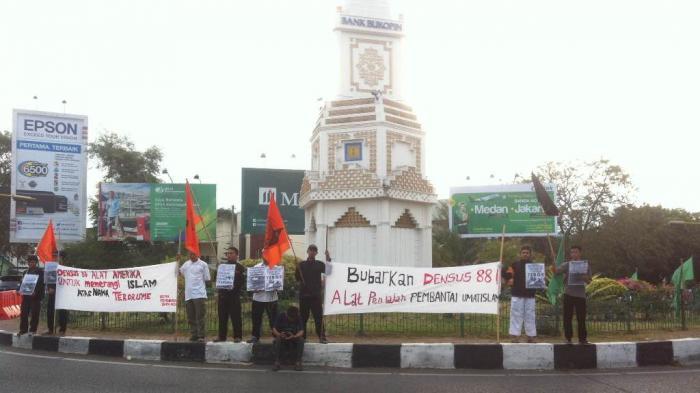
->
[324,262,502,315]
[55,262,178,312]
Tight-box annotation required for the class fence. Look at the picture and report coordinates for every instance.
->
[39,289,700,338]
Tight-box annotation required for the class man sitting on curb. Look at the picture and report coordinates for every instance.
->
[272,305,304,371]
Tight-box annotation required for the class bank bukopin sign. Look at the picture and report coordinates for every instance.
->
[241,168,304,235]
[449,184,558,238]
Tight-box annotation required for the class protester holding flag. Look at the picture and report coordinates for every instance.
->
[18,255,44,336]
[555,245,592,344]
[215,246,245,343]
[247,258,279,344]
[502,245,538,343]
[296,244,331,344]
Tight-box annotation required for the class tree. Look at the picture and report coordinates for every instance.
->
[89,132,163,183]
[65,133,175,268]
[580,205,700,283]
[529,159,635,239]
[0,131,12,252]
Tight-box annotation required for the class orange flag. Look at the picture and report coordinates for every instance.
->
[37,219,58,263]
[262,194,290,268]
[184,181,200,256]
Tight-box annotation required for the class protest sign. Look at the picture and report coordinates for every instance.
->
[525,263,546,289]
[246,266,284,292]
[216,264,235,290]
[19,274,39,296]
[324,262,502,315]
[568,260,589,286]
[44,262,58,285]
[55,262,178,312]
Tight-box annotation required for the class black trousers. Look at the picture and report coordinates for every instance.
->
[251,300,277,339]
[563,294,587,342]
[217,293,242,340]
[46,294,69,333]
[273,337,304,362]
[300,295,324,339]
[19,296,42,334]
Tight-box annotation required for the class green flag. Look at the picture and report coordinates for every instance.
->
[672,257,695,315]
[546,238,566,305]
[631,269,638,281]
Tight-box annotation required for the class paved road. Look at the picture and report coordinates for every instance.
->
[2,347,700,393]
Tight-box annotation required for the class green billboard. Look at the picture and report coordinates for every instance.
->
[449,184,558,238]
[98,183,216,242]
[241,168,305,235]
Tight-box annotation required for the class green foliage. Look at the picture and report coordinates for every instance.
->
[586,275,627,301]
[88,132,163,183]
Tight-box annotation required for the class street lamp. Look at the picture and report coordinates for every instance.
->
[0,193,36,202]
[193,174,201,184]
[162,168,174,183]
[669,220,700,226]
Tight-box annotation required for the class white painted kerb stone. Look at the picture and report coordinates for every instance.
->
[303,343,353,368]
[58,337,93,355]
[206,342,252,363]
[595,342,637,368]
[401,343,455,369]
[12,334,33,349]
[124,339,164,361]
[672,338,700,365]
[502,343,554,370]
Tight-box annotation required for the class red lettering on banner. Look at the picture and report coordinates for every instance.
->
[330,290,363,306]
[368,291,383,305]
[423,272,471,285]
[112,291,152,301]
[91,271,107,279]
[57,270,79,277]
[112,270,142,279]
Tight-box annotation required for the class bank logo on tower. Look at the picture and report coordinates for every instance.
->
[259,187,276,205]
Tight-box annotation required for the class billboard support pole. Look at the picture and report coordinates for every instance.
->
[497,224,506,343]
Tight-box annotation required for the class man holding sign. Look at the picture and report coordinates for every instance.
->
[215,247,245,343]
[555,245,592,344]
[502,246,541,343]
[17,255,44,336]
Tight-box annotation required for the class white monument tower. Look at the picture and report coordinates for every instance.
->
[300,0,436,267]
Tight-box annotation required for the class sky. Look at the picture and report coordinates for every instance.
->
[1,0,699,213]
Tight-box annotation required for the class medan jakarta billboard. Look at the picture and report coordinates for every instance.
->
[449,184,558,238]
[241,168,304,235]
[11,109,88,243]
[98,183,216,242]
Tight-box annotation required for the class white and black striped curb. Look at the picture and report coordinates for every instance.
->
[2,330,699,370]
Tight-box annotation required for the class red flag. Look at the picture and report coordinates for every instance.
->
[37,220,58,263]
[184,181,200,256]
[262,195,290,268]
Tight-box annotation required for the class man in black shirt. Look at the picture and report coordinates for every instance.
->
[295,244,330,344]
[502,245,538,343]
[18,255,44,336]
[272,305,304,371]
[45,251,69,335]
[215,247,246,342]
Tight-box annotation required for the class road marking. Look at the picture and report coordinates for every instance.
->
[2,349,699,378]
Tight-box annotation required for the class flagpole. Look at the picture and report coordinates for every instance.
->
[54,221,60,335]
[497,224,506,343]
[680,258,686,330]
[188,181,217,258]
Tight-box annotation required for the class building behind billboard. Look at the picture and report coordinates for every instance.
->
[11,109,88,243]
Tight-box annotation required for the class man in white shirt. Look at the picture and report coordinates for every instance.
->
[247,258,278,344]
[179,251,211,342]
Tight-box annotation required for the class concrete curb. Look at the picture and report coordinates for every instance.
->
[2,330,700,370]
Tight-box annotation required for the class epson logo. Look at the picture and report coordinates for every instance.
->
[23,119,78,135]
[258,187,299,206]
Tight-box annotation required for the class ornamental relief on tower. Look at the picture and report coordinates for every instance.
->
[350,39,393,94]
